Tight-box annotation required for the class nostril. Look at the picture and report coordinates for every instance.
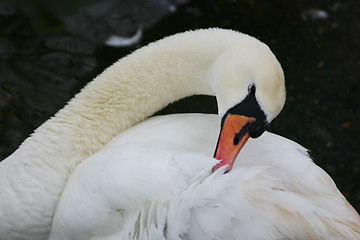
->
[233,133,240,145]
[233,122,251,145]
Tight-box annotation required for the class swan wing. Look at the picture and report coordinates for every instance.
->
[50,114,360,240]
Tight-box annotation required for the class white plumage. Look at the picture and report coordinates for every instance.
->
[50,114,360,239]
[0,28,359,240]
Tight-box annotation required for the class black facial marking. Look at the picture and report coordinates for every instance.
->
[213,84,268,159]
[249,122,266,138]
[221,84,268,139]
[248,84,256,95]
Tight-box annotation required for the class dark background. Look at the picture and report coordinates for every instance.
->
[0,0,359,211]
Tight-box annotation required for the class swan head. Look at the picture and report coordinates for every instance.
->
[210,40,285,172]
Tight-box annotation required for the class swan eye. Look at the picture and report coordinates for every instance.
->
[248,84,256,95]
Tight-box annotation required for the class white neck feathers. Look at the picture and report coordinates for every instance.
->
[0,28,276,239]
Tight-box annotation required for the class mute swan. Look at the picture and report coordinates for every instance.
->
[49,114,360,240]
[0,28,359,239]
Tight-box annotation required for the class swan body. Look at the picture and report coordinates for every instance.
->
[0,28,358,239]
[49,114,360,240]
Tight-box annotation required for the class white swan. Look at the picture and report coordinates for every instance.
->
[0,28,358,239]
[49,114,360,240]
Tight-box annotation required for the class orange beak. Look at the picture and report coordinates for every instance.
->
[213,114,255,173]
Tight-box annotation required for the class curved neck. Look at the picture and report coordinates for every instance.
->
[0,29,246,239]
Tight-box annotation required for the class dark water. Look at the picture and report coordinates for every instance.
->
[0,0,359,211]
